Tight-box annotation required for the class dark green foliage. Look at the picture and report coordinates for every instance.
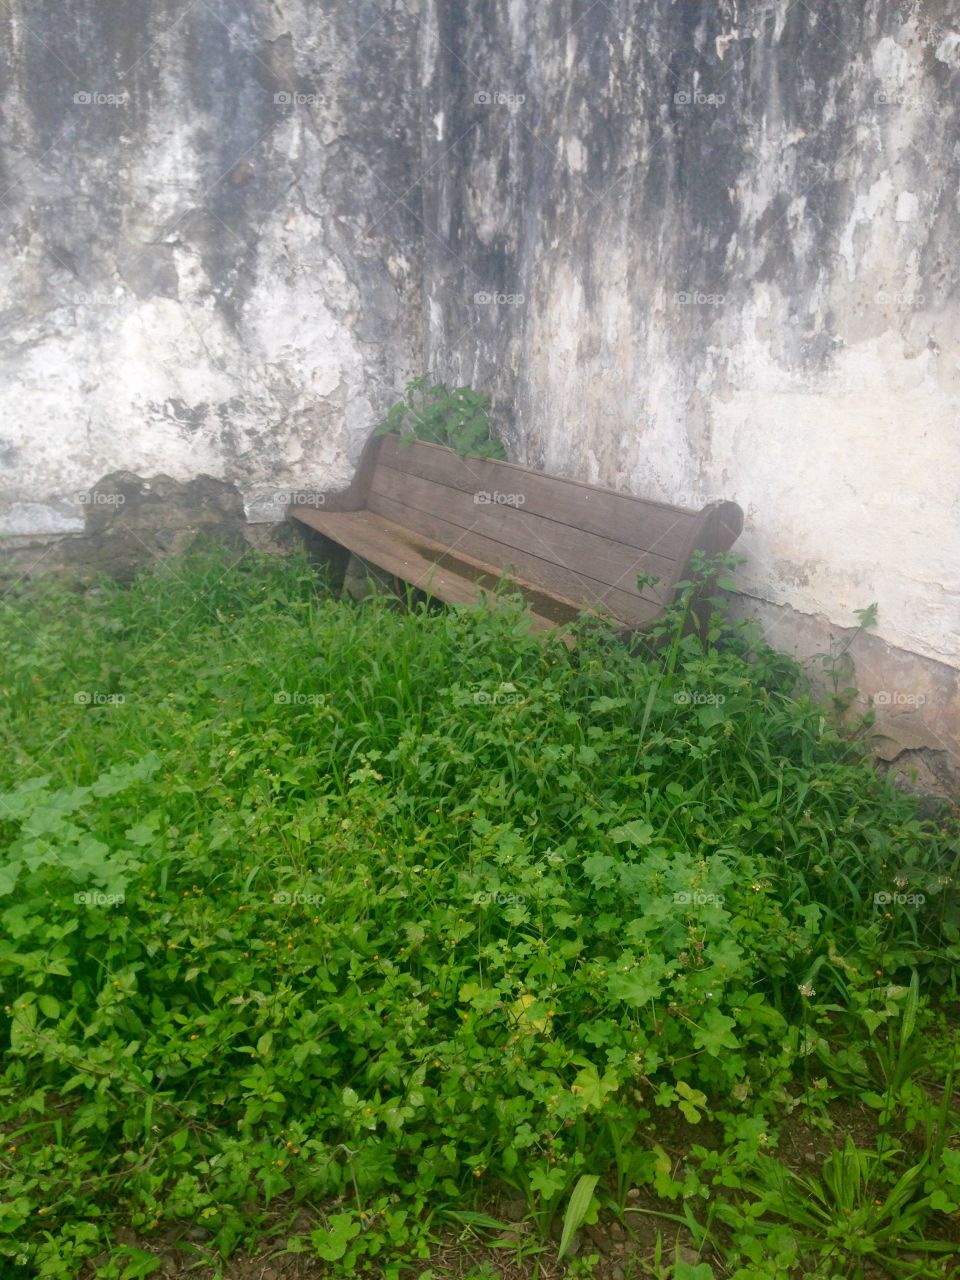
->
[377,377,506,458]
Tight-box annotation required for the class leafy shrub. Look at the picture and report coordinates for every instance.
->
[377,377,506,458]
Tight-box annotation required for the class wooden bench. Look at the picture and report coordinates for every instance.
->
[289,433,743,632]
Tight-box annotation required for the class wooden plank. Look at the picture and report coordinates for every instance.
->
[368,467,677,598]
[291,507,587,629]
[377,435,698,559]
[367,487,666,625]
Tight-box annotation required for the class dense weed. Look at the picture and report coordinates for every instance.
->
[0,545,957,1278]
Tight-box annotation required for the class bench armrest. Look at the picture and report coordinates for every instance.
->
[286,431,386,517]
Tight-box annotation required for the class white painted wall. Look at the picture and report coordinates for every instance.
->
[422,3,960,686]
[0,0,421,538]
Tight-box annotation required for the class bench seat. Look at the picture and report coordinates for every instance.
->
[293,505,588,629]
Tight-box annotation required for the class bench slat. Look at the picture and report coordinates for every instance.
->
[368,467,676,599]
[377,435,699,560]
[367,488,665,624]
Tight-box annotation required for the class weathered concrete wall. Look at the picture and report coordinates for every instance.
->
[420,0,960,777]
[1,1,957,780]
[0,0,422,540]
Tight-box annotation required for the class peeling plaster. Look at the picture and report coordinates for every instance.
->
[421,0,960,678]
[0,0,422,539]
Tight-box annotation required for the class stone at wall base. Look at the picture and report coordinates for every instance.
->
[727,593,960,802]
[0,471,293,588]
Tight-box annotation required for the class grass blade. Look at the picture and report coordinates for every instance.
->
[559,1174,599,1259]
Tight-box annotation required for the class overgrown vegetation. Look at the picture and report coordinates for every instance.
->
[377,378,506,459]
[0,546,957,1279]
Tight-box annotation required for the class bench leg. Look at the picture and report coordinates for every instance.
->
[341,552,398,602]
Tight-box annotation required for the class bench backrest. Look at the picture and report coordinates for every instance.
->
[333,434,742,629]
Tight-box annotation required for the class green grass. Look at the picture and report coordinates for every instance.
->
[0,544,957,1279]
